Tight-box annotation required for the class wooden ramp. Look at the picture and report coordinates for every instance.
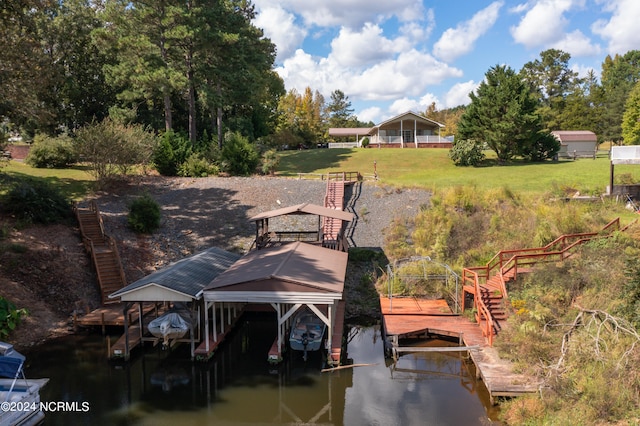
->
[380,296,541,403]
[75,201,127,304]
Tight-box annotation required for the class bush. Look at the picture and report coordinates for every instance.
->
[26,134,77,168]
[260,149,279,175]
[74,119,157,183]
[361,137,370,148]
[127,194,161,234]
[178,153,219,177]
[153,131,192,176]
[0,297,27,340]
[448,139,485,166]
[1,179,72,224]
[220,132,259,176]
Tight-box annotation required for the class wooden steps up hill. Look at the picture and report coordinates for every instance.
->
[462,218,625,346]
[75,201,127,305]
[321,172,361,250]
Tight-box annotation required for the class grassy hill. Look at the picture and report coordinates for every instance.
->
[279,148,640,195]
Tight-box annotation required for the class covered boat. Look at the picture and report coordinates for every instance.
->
[0,342,48,426]
[148,311,191,346]
[289,308,326,359]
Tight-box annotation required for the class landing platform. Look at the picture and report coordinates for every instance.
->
[380,296,541,404]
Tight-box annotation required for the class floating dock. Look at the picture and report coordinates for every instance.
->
[380,296,540,404]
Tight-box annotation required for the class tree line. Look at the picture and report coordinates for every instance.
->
[440,49,640,164]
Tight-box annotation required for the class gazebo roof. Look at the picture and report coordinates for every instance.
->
[109,247,240,302]
[249,203,353,222]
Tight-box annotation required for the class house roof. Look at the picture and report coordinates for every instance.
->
[374,111,444,129]
[203,241,347,302]
[551,130,597,143]
[328,127,373,137]
[249,203,354,222]
[109,247,241,302]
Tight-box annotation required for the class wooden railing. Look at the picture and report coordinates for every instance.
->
[326,171,361,182]
[463,218,624,346]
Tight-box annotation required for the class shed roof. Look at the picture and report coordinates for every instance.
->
[109,247,240,302]
[249,203,354,222]
[551,130,597,143]
[204,241,347,301]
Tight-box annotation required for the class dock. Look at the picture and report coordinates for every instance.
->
[380,296,541,403]
[74,303,157,331]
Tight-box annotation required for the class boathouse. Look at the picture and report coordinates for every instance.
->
[108,247,240,359]
[202,241,348,363]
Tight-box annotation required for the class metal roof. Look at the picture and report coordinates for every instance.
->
[204,241,347,297]
[109,247,241,301]
[249,203,354,222]
[374,111,444,129]
[328,127,373,137]
[551,130,597,142]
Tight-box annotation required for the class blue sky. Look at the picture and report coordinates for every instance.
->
[252,0,640,124]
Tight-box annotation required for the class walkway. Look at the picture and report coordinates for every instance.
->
[380,296,540,403]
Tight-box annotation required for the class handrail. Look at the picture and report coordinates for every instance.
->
[463,218,624,345]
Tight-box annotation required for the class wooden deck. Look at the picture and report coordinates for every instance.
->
[74,303,157,329]
[380,296,540,403]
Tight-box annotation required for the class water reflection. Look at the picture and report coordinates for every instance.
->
[24,313,498,425]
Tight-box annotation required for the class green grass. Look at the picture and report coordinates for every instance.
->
[278,148,640,194]
[0,160,95,200]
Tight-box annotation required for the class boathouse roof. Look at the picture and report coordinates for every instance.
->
[203,241,347,303]
[109,247,240,302]
[249,202,354,222]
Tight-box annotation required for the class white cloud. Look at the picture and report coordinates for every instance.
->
[358,106,383,124]
[388,93,440,117]
[253,0,426,29]
[329,24,411,67]
[433,1,504,63]
[510,0,585,48]
[444,80,479,107]
[551,30,602,57]
[592,0,640,55]
[253,7,307,62]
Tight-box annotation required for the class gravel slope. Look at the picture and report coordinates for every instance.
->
[92,176,431,281]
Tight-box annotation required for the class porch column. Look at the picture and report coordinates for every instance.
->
[414,119,417,146]
[204,301,210,352]
[219,303,224,334]
[400,120,404,148]
[212,302,217,342]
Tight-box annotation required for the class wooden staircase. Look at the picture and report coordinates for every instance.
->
[322,180,345,242]
[75,201,126,305]
[462,218,625,345]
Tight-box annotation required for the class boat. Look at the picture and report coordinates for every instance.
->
[148,311,191,346]
[289,308,326,359]
[0,342,49,426]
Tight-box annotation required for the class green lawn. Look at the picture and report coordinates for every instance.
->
[0,160,95,200]
[278,148,637,194]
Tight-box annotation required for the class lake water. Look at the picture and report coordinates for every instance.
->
[24,313,499,425]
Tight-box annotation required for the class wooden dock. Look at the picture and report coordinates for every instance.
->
[74,303,157,330]
[380,296,540,403]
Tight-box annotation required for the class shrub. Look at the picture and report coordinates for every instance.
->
[74,119,157,183]
[1,179,72,224]
[220,132,259,176]
[361,137,370,148]
[260,149,279,175]
[0,297,27,340]
[26,134,77,168]
[178,153,219,177]
[448,139,485,166]
[153,131,192,176]
[127,194,161,234]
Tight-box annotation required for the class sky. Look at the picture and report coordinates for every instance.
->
[251,0,640,124]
